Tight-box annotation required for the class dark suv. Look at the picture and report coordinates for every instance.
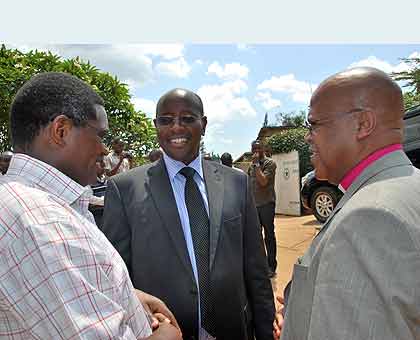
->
[301,104,420,223]
[301,171,343,222]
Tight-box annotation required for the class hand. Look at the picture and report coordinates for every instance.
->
[135,289,181,332]
[251,152,259,164]
[273,295,284,340]
[150,322,182,340]
[119,153,125,161]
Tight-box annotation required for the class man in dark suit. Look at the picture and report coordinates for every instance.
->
[102,88,275,340]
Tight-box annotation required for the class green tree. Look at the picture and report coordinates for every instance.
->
[0,45,157,160]
[209,152,220,161]
[392,57,420,109]
[266,127,312,177]
[275,110,306,127]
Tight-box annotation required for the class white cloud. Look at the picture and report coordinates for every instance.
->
[349,51,420,74]
[124,79,140,96]
[195,59,204,65]
[207,62,249,80]
[7,43,187,88]
[408,51,420,59]
[348,53,420,92]
[132,98,156,117]
[156,57,191,78]
[349,55,404,73]
[125,44,185,60]
[203,123,233,148]
[255,92,282,110]
[257,74,316,104]
[197,80,256,123]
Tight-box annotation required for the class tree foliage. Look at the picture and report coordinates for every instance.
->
[392,57,420,109]
[0,45,157,159]
[275,110,306,127]
[269,110,311,176]
[266,127,312,177]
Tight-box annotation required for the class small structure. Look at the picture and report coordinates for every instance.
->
[235,125,302,216]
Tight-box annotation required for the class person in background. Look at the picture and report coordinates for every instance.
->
[89,158,108,228]
[125,152,135,169]
[148,148,163,162]
[220,152,244,173]
[104,138,130,176]
[0,72,181,340]
[248,140,277,278]
[0,150,13,175]
[277,67,420,340]
[220,152,233,167]
[102,88,275,340]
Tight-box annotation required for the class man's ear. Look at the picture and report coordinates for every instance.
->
[201,116,207,136]
[48,115,73,146]
[356,110,376,140]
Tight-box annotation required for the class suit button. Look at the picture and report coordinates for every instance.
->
[190,287,198,295]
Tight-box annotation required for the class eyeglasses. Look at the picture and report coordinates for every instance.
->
[155,115,201,127]
[84,122,110,143]
[305,108,363,134]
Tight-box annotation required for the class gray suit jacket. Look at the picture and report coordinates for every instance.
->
[101,159,275,340]
[282,150,420,340]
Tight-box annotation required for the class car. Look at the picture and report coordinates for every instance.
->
[301,104,420,223]
[301,171,343,223]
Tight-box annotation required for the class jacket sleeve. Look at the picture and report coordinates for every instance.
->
[101,178,133,275]
[243,174,276,340]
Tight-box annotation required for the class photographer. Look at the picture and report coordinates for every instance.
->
[104,138,131,176]
[248,140,277,278]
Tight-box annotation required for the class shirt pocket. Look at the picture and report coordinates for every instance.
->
[283,263,313,340]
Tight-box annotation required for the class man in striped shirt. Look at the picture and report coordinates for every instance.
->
[0,72,181,340]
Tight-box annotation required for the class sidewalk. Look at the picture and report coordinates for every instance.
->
[270,214,320,296]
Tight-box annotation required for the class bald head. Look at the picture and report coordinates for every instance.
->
[312,67,404,126]
[156,88,204,116]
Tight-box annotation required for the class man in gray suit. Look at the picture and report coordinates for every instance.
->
[275,67,420,340]
[102,88,275,340]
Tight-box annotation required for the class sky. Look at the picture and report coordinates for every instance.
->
[7,44,420,159]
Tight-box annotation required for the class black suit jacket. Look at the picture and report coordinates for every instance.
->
[101,159,275,340]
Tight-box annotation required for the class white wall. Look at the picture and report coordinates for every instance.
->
[272,151,301,216]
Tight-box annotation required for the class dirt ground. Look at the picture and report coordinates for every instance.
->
[269,214,320,296]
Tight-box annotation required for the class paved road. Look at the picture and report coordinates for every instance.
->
[270,214,320,296]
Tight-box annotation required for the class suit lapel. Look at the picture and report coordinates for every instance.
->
[313,150,412,242]
[202,161,224,271]
[146,159,195,282]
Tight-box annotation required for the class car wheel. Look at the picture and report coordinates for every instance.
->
[310,186,339,223]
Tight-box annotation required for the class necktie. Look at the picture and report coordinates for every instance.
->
[179,167,215,336]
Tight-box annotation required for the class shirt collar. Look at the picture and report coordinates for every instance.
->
[162,152,204,181]
[6,153,90,206]
[338,144,402,192]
